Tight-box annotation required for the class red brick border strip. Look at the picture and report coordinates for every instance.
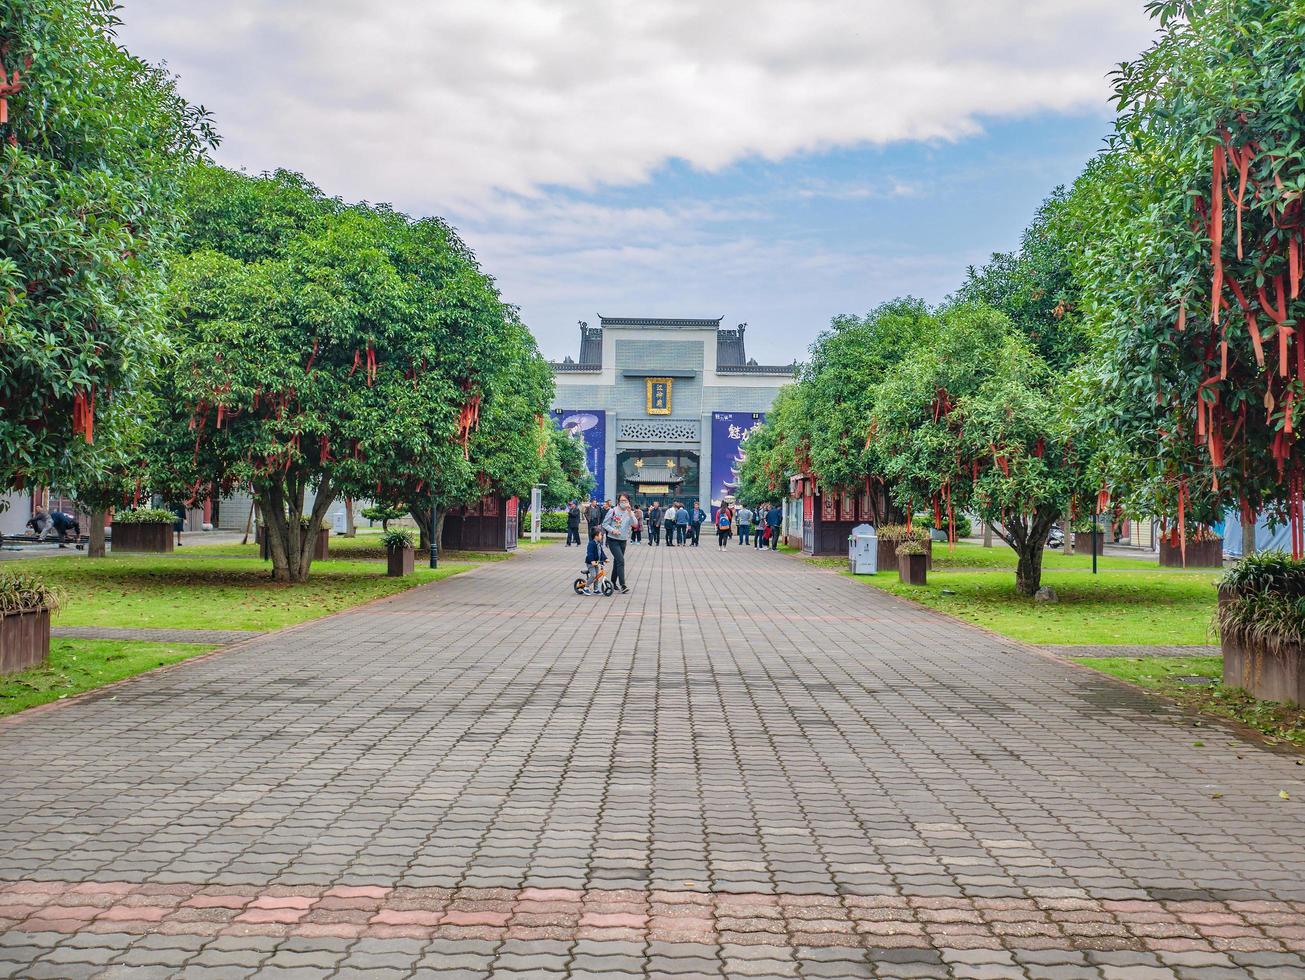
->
[1,881,1302,954]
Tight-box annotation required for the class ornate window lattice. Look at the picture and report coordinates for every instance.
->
[617,418,699,443]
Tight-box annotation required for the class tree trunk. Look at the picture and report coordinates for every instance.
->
[88,509,106,558]
[982,522,993,548]
[257,474,335,582]
[1015,543,1045,596]
[345,498,356,537]
[1242,511,1257,557]
[1060,515,1074,556]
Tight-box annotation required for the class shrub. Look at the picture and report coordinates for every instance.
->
[361,505,407,527]
[0,571,66,614]
[1217,552,1305,654]
[523,512,569,533]
[112,507,176,525]
[914,512,974,538]
[877,524,931,544]
[381,529,416,550]
[896,539,928,557]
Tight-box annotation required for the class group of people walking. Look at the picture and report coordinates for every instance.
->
[564,496,786,597]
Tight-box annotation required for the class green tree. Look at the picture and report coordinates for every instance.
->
[1065,0,1305,548]
[0,0,213,493]
[540,425,595,510]
[154,166,509,581]
[873,304,1099,595]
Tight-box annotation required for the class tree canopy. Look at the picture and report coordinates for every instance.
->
[1063,0,1305,552]
[0,0,213,493]
[153,166,514,581]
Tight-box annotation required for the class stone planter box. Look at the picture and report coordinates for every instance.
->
[258,526,330,561]
[0,607,51,676]
[877,538,932,573]
[313,527,330,562]
[111,522,173,553]
[1159,537,1223,568]
[1074,531,1105,556]
[387,545,415,577]
[898,552,927,586]
[1220,592,1305,705]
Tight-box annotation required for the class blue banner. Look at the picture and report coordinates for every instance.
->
[710,412,764,516]
[554,409,606,502]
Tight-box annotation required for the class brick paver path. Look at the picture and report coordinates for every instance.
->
[2,542,1304,978]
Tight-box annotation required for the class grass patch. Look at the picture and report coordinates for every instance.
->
[184,532,528,564]
[931,541,1176,572]
[0,639,215,717]
[7,555,476,632]
[1074,656,1305,748]
[849,566,1220,646]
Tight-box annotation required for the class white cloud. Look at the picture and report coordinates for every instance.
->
[118,0,1151,205]
[115,1,1153,362]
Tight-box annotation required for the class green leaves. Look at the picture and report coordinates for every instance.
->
[0,0,211,491]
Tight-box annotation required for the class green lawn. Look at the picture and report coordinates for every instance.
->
[932,540,1189,572]
[0,639,215,717]
[9,554,477,632]
[1074,656,1305,747]
[184,531,532,563]
[847,564,1221,646]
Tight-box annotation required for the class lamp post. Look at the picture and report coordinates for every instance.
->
[1092,510,1099,575]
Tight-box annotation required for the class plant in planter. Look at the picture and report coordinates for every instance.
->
[1216,552,1305,706]
[1159,524,1223,568]
[111,507,176,553]
[1071,519,1107,555]
[382,528,416,577]
[897,539,928,586]
[877,524,932,571]
[0,572,66,676]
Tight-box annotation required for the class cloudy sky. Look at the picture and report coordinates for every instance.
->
[118,1,1155,363]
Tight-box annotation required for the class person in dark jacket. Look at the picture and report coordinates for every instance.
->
[565,502,582,547]
[766,503,783,550]
[585,500,603,538]
[689,501,707,546]
[647,503,662,545]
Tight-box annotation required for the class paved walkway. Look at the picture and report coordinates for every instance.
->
[1,541,1303,979]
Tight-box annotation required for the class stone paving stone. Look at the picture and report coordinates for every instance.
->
[0,543,1302,979]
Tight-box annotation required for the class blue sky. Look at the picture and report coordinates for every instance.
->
[117,0,1153,364]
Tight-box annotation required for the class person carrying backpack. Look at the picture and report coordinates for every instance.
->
[715,505,733,548]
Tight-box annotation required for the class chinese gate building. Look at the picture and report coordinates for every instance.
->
[550,316,796,509]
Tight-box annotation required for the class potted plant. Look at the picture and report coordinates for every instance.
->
[897,539,928,586]
[1072,519,1106,555]
[110,507,176,553]
[301,517,330,561]
[877,524,933,572]
[0,572,65,676]
[1159,524,1223,568]
[1216,552,1305,705]
[383,528,416,577]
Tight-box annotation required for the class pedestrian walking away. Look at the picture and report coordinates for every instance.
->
[736,504,753,545]
[647,502,662,545]
[172,501,187,547]
[601,493,635,593]
[631,505,643,544]
[662,502,677,546]
[754,502,768,548]
[766,502,783,550]
[585,499,602,538]
[565,501,582,547]
[715,504,733,548]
